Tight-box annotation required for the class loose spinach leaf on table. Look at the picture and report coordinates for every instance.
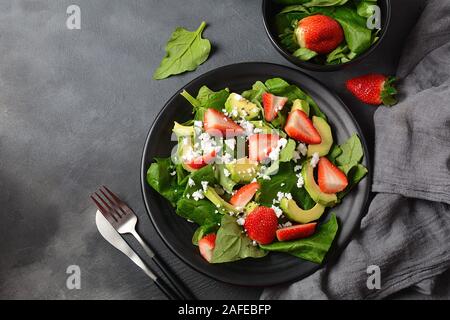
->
[176,198,221,226]
[147,158,184,206]
[211,215,267,263]
[260,214,339,264]
[153,21,211,80]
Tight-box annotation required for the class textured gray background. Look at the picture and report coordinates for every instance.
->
[0,0,425,299]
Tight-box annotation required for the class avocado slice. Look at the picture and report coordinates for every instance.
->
[172,121,194,138]
[244,201,259,215]
[226,157,259,183]
[291,99,310,116]
[302,162,337,207]
[280,198,326,224]
[225,93,260,120]
[307,116,333,157]
[204,186,239,215]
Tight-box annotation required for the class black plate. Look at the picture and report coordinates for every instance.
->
[141,63,371,287]
[262,0,391,72]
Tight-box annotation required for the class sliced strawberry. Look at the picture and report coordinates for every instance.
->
[263,93,288,122]
[230,182,260,208]
[276,223,317,241]
[284,110,322,144]
[198,233,216,263]
[317,157,348,194]
[248,134,280,162]
[184,150,217,170]
[244,206,278,245]
[203,108,244,136]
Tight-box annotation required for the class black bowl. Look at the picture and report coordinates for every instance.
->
[262,0,391,72]
[140,62,371,287]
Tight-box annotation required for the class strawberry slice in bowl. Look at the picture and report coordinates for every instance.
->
[203,108,244,137]
[285,110,321,144]
[263,92,288,122]
[248,133,280,162]
[230,182,260,208]
[276,223,317,242]
[198,233,216,263]
[183,149,217,171]
[317,157,348,194]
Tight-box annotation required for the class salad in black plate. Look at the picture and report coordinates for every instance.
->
[147,77,367,265]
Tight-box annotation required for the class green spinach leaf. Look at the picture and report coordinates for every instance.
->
[257,162,297,206]
[260,213,339,264]
[153,21,211,80]
[211,215,267,263]
[335,133,364,174]
[176,198,221,226]
[147,158,184,206]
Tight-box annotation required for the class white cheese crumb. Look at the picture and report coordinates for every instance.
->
[223,168,231,177]
[194,121,203,128]
[296,173,304,188]
[297,143,308,156]
[236,217,246,226]
[310,152,320,168]
[252,240,258,246]
[170,171,176,176]
[186,193,191,199]
[192,190,204,201]
[201,181,209,192]
[271,205,283,218]
[294,165,302,172]
[188,178,195,187]
[224,138,236,150]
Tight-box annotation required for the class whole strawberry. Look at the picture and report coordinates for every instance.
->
[244,206,278,245]
[295,15,344,55]
[346,74,397,106]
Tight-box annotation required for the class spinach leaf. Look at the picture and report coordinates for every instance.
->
[153,21,211,80]
[181,86,230,120]
[328,144,343,164]
[183,165,216,197]
[291,186,316,210]
[241,81,268,109]
[211,215,267,263]
[337,164,368,200]
[335,133,364,174]
[279,139,297,162]
[192,223,219,246]
[274,0,348,6]
[260,213,339,264]
[257,162,297,207]
[214,164,236,194]
[176,198,221,226]
[147,158,184,206]
[356,0,378,18]
[293,47,318,61]
[333,6,372,54]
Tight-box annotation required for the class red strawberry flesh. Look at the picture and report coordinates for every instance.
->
[284,110,322,144]
[244,206,278,245]
[230,182,260,208]
[317,157,348,194]
[276,223,317,242]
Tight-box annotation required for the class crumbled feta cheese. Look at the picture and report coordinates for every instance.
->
[297,143,308,156]
[223,168,231,177]
[224,138,236,150]
[186,193,191,199]
[231,107,239,118]
[201,181,209,192]
[221,152,233,164]
[234,94,243,101]
[280,183,285,187]
[187,178,195,187]
[236,217,246,226]
[191,190,204,201]
[272,205,283,218]
[278,221,292,229]
[252,240,258,246]
[194,121,203,128]
[253,127,263,134]
[238,119,255,136]
[310,152,320,168]
[170,171,176,176]
[294,165,302,172]
[296,173,304,188]
[292,151,301,161]
[187,219,194,223]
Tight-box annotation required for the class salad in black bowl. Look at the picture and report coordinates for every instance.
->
[262,0,391,71]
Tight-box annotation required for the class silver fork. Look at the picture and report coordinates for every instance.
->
[91,185,194,300]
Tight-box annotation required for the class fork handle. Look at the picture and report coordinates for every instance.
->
[130,230,195,300]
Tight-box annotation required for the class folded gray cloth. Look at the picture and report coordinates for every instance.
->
[262,0,450,300]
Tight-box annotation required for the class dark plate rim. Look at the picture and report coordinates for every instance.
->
[140,62,372,287]
[261,0,392,72]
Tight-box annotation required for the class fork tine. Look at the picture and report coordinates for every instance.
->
[90,193,118,224]
[101,186,128,216]
[94,191,122,220]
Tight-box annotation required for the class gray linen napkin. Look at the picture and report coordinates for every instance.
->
[262,0,450,300]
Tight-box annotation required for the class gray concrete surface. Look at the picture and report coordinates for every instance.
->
[0,0,425,299]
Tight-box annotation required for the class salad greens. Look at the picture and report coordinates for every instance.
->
[147,77,368,265]
[274,0,380,65]
[153,21,211,80]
